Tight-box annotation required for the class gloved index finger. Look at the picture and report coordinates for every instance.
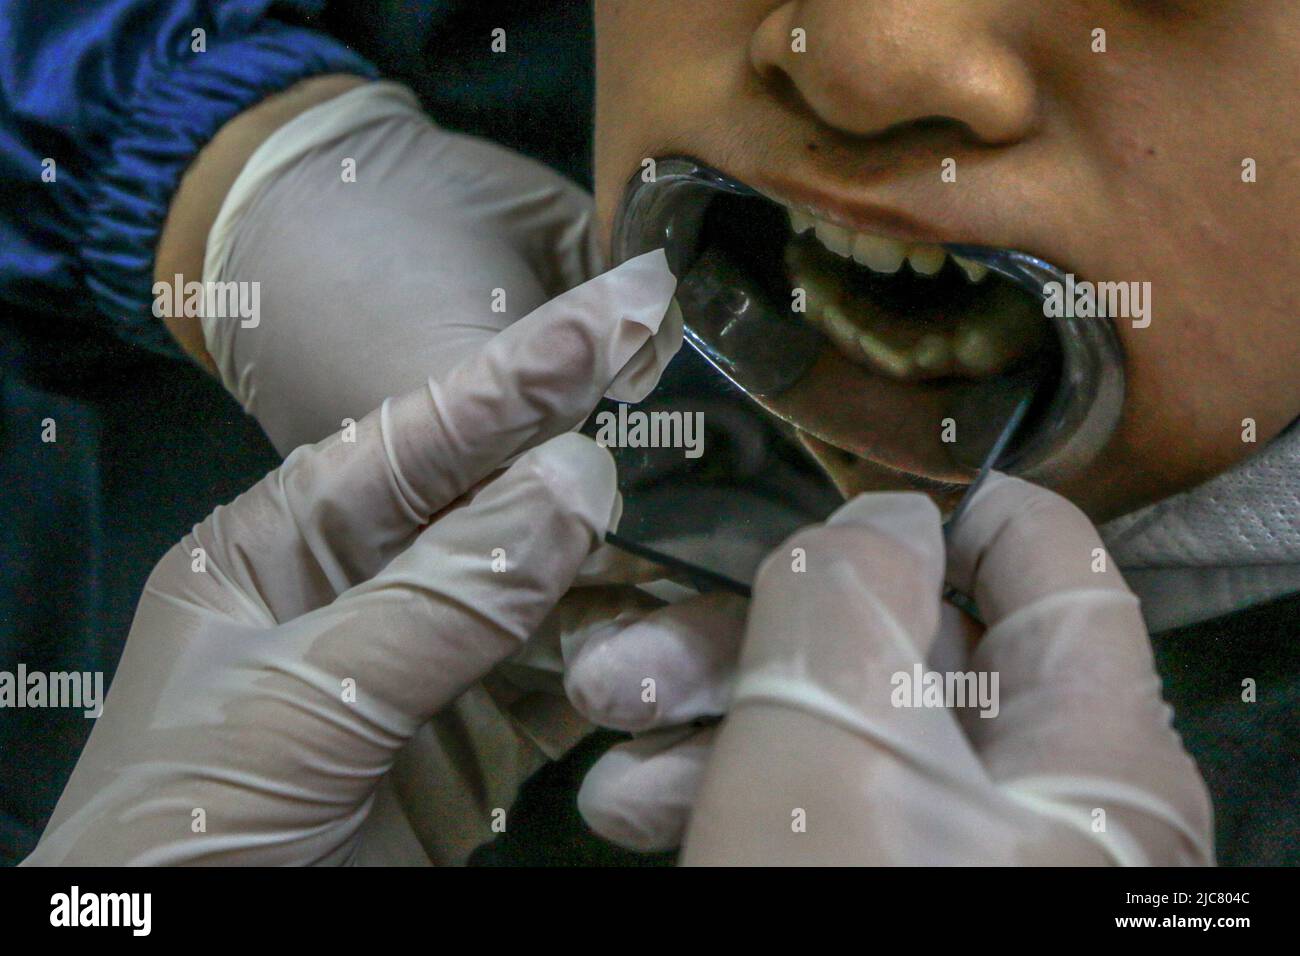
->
[943,472,1134,627]
[380,248,678,518]
[188,251,679,623]
[684,493,997,864]
[732,493,977,768]
[941,474,1213,864]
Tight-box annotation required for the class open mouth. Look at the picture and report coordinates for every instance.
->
[783,211,1046,382]
[612,157,1125,486]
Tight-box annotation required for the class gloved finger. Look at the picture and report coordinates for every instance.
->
[491,584,664,696]
[738,491,952,709]
[943,473,1213,864]
[485,585,670,764]
[494,538,704,702]
[566,517,971,739]
[681,493,994,862]
[266,433,619,742]
[945,471,1134,623]
[578,726,717,853]
[682,696,1107,865]
[739,489,979,756]
[180,252,678,623]
[564,592,747,732]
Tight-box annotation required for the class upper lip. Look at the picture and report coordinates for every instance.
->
[613,153,1076,292]
[739,167,1048,260]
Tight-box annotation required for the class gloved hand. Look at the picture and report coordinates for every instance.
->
[25,255,677,865]
[202,81,603,455]
[571,476,1214,865]
[199,81,688,859]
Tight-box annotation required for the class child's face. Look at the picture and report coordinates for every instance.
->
[592,1,1300,519]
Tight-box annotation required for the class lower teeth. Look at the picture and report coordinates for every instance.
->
[786,237,1046,382]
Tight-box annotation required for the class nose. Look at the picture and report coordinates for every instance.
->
[750,0,1037,145]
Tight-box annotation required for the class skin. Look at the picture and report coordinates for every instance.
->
[593,0,1300,519]
[157,2,1300,521]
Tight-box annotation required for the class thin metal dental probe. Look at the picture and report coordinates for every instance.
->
[943,388,1035,535]
[603,387,1037,605]
[603,527,756,597]
[940,388,1035,621]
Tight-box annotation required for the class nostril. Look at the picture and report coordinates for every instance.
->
[750,0,1037,146]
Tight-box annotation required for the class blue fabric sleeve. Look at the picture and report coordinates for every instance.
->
[0,1,379,358]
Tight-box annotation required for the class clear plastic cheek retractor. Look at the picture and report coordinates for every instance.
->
[596,157,1124,597]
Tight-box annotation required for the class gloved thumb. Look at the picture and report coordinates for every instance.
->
[735,492,949,726]
[286,432,620,730]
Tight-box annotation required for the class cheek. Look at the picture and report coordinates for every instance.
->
[593,1,776,256]
[1082,295,1300,518]
[1056,129,1300,512]
[592,47,647,257]
[592,161,617,258]
[1126,188,1300,472]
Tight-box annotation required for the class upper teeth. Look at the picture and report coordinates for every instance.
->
[788,208,988,283]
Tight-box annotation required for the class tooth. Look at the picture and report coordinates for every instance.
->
[953,324,1006,376]
[855,328,916,379]
[814,220,854,257]
[907,244,947,276]
[821,305,862,354]
[802,274,839,316]
[787,250,840,318]
[952,255,990,284]
[851,233,906,274]
[913,333,953,374]
[788,209,815,234]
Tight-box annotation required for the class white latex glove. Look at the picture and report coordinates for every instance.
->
[572,476,1214,865]
[564,591,744,851]
[680,478,1214,864]
[202,83,689,859]
[203,81,602,455]
[25,255,677,866]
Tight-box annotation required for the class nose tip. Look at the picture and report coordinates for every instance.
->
[749,0,1037,146]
